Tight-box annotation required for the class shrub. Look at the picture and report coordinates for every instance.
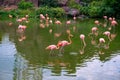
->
[68,0,81,10]
[88,1,104,17]
[36,6,65,18]
[0,10,18,19]
[18,0,33,9]
[80,6,89,15]
[39,0,59,7]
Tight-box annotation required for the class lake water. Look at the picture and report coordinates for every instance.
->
[0,19,120,80]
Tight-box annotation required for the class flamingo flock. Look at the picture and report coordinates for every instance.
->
[45,15,118,55]
[7,13,118,55]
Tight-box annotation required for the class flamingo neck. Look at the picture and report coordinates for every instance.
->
[83,39,86,46]
[108,35,112,41]
[68,35,72,44]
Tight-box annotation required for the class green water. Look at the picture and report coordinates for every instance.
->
[0,19,120,80]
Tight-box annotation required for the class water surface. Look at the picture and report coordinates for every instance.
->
[0,19,120,80]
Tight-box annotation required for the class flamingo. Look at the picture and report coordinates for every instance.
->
[111,20,117,26]
[98,38,105,54]
[91,27,98,36]
[17,18,22,23]
[99,38,105,43]
[55,20,62,25]
[18,25,27,31]
[98,38,105,47]
[94,20,100,25]
[109,17,112,21]
[103,31,111,41]
[46,44,59,54]
[80,34,86,46]
[66,20,71,25]
[103,16,107,19]
[40,14,45,20]
[57,34,73,53]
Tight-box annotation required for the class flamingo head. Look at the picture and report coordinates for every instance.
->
[57,41,62,47]
[80,34,85,40]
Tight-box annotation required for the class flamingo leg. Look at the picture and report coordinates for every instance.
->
[59,46,64,54]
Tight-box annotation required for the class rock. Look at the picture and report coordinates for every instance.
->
[62,6,71,12]
[77,14,89,20]
[67,8,80,16]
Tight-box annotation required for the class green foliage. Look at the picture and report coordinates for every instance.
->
[87,1,104,17]
[36,6,65,17]
[18,0,33,9]
[68,0,81,10]
[39,0,59,7]
[80,6,89,15]
[103,0,120,18]
[0,10,18,18]
[102,7,114,16]
[84,0,120,18]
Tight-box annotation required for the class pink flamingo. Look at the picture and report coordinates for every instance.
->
[98,38,105,47]
[103,16,107,19]
[73,15,76,20]
[109,17,112,21]
[91,27,98,36]
[99,38,105,43]
[111,20,117,26]
[55,20,62,25]
[66,20,71,25]
[18,25,27,32]
[94,20,100,25]
[21,17,27,21]
[103,31,111,41]
[40,14,45,20]
[98,38,106,54]
[80,34,86,46]
[57,34,73,53]
[17,19,22,23]
[46,44,59,54]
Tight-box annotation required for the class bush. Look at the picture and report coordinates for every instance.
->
[39,0,59,7]
[68,0,81,10]
[36,6,65,18]
[80,6,89,15]
[88,1,104,17]
[103,0,120,18]
[18,0,33,9]
[0,10,18,18]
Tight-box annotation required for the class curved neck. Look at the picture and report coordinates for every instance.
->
[83,39,86,46]
[68,34,72,44]
[108,35,112,41]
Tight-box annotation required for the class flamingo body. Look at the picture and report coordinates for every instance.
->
[103,31,110,36]
[57,41,70,47]
[92,27,98,32]
[46,45,58,50]
[99,38,105,43]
